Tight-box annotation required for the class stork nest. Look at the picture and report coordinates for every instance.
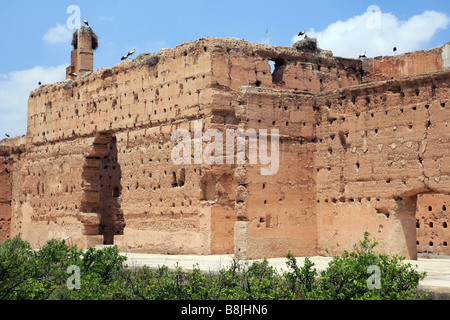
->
[71,26,99,51]
[134,53,159,68]
[292,37,319,53]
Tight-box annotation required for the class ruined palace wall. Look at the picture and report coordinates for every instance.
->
[202,38,363,259]
[210,38,362,94]
[416,193,450,255]
[26,43,213,146]
[111,120,237,255]
[13,37,450,258]
[10,139,95,248]
[230,87,317,259]
[20,37,364,252]
[19,39,217,251]
[0,147,15,242]
[314,70,450,259]
[363,43,450,82]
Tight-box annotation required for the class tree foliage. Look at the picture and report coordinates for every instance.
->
[0,233,427,300]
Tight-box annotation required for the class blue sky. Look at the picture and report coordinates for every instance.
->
[0,0,449,137]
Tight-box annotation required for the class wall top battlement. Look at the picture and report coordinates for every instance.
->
[26,37,448,146]
[363,42,450,82]
[26,37,363,145]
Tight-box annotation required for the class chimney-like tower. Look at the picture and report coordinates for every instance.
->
[66,26,97,80]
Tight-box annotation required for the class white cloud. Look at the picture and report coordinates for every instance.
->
[43,24,73,44]
[292,9,450,58]
[0,64,67,137]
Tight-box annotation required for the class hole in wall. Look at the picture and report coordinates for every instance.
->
[270,59,286,84]
[338,131,348,149]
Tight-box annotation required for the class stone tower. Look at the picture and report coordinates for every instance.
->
[66,26,96,80]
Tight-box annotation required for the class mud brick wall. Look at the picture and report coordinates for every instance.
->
[0,146,23,242]
[362,43,450,82]
[8,37,450,259]
[314,70,450,259]
[416,193,449,255]
[231,87,317,259]
[0,148,13,242]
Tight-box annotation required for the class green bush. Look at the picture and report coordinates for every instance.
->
[0,235,36,299]
[283,232,427,300]
[0,233,427,300]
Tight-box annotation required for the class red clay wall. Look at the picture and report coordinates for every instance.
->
[416,193,450,255]
[363,43,450,82]
[232,87,317,259]
[10,37,450,260]
[314,70,450,259]
[0,146,23,243]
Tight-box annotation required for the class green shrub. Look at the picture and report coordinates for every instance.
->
[0,233,428,300]
[283,232,428,300]
[0,235,36,299]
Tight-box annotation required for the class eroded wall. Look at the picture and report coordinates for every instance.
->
[362,43,450,82]
[231,87,317,259]
[9,37,450,260]
[0,148,14,242]
[416,193,450,255]
[314,70,450,259]
[16,39,216,251]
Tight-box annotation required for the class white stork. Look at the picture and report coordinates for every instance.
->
[5,133,10,138]
[359,51,366,58]
[69,72,77,77]
[121,49,136,60]
[83,18,89,26]
[298,29,306,36]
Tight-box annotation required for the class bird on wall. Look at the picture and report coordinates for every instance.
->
[38,82,42,86]
[69,72,77,77]
[393,47,397,53]
[298,29,308,39]
[83,18,89,26]
[5,134,10,138]
[359,51,366,58]
[121,48,136,61]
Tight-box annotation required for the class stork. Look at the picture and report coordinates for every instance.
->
[38,82,42,86]
[69,72,77,77]
[5,134,10,138]
[121,48,136,60]
[83,18,89,26]
[393,46,397,53]
[359,51,366,58]
[298,29,306,36]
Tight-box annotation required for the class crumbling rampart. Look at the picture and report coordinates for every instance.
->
[2,36,449,259]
